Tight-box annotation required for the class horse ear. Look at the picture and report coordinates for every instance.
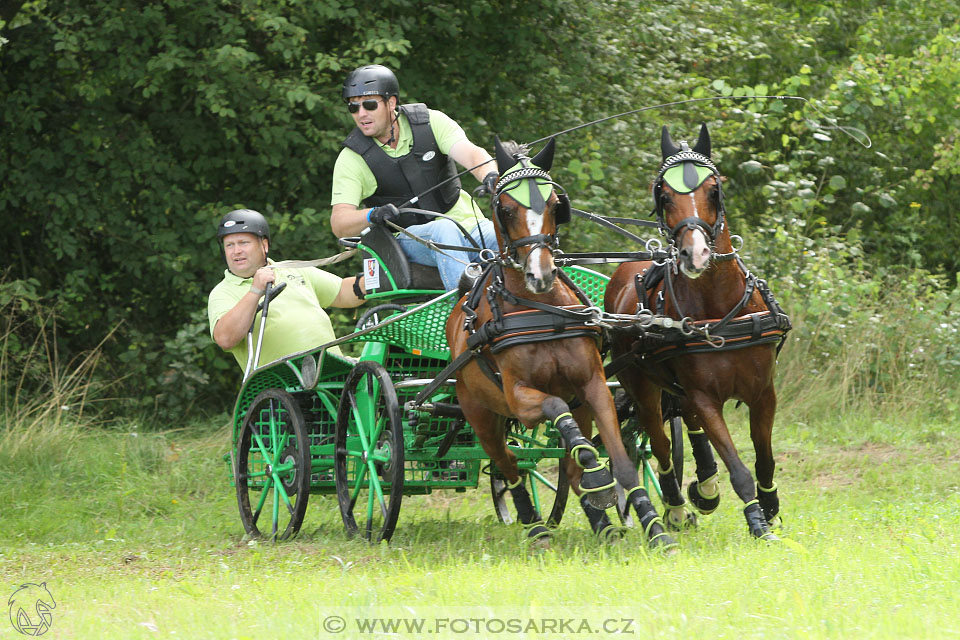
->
[530,136,556,171]
[495,136,515,175]
[661,125,681,160]
[693,122,711,157]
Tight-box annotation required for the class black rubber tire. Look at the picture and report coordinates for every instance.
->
[334,361,405,542]
[236,389,311,541]
[354,304,407,331]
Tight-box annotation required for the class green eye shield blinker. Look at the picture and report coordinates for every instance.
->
[663,162,713,193]
[500,162,553,210]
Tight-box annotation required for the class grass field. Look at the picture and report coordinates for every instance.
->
[2,408,958,640]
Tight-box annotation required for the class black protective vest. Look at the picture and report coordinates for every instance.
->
[342,103,462,218]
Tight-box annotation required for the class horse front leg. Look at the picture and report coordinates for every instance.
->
[633,392,696,532]
[684,392,777,541]
[539,395,617,510]
[459,389,550,543]
[506,381,616,511]
[662,391,720,517]
[577,375,677,550]
[564,405,617,542]
[685,421,722,515]
[617,373,691,539]
[750,385,781,528]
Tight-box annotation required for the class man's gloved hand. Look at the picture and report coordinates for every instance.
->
[483,171,499,194]
[368,203,400,226]
[473,170,500,199]
[481,171,499,196]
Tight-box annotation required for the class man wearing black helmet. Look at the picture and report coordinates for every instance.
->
[208,209,366,369]
[331,64,499,291]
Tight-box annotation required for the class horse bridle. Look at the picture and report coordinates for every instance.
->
[652,148,727,251]
[493,165,568,270]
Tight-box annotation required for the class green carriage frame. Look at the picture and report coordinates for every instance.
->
[227,240,664,542]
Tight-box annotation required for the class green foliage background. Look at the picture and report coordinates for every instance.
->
[2,0,959,422]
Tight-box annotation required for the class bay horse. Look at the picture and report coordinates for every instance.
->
[604,124,790,540]
[445,137,675,549]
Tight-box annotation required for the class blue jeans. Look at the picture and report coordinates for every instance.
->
[396,218,498,290]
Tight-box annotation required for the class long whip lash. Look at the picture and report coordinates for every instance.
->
[347,94,871,265]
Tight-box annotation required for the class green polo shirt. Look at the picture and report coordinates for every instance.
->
[207,260,344,369]
[331,107,489,227]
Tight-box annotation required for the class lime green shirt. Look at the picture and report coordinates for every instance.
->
[331,107,488,227]
[207,260,344,369]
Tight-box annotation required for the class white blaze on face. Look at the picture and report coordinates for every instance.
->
[524,206,549,281]
[684,192,711,274]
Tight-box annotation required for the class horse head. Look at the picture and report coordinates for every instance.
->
[654,123,727,279]
[493,136,571,294]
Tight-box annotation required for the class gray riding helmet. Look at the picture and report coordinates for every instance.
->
[217,209,270,241]
[342,64,399,101]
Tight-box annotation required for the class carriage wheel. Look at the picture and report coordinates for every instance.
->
[490,450,569,528]
[335,361,405,543]
[236,389,310,541]
[354,304,407,331]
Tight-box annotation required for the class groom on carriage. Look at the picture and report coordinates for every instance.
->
[207,209,367,371]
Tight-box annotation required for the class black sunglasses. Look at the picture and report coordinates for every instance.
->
[346,98,381,114]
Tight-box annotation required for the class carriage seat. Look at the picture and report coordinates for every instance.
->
[359,225,445,296]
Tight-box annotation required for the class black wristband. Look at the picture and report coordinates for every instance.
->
[352,274,366,299]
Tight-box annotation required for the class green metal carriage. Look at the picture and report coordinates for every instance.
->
[226,227,663,542]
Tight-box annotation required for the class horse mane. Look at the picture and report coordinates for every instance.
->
[498,140,528,163]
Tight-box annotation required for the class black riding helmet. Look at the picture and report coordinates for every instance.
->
[342,64,399,102]
[217,209,270,241]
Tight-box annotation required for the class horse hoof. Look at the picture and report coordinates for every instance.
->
[524,523,552,546]
[744,501,777,540]
[687,480,720,515]
[665,506,697,531]
[647,529,679,553]
[767,514,783,530]
[597,524,624,544]
[583,486,617,510]
[580,462,615,489]
[530,536,552,550]
[580,463,616,509]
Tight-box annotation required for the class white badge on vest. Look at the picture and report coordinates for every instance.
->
[364,258,381,290]
[422,150,436,161]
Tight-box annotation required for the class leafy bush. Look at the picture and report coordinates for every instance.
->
[3,0,959,424]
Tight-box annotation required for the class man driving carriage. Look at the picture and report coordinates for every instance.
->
[330,64,499,291]
[208,209,366,369]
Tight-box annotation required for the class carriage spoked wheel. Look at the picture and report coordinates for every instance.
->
[490,431,569,528]
[354,303,407,331]
[235,389,311,541]
[334,361,405,543]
